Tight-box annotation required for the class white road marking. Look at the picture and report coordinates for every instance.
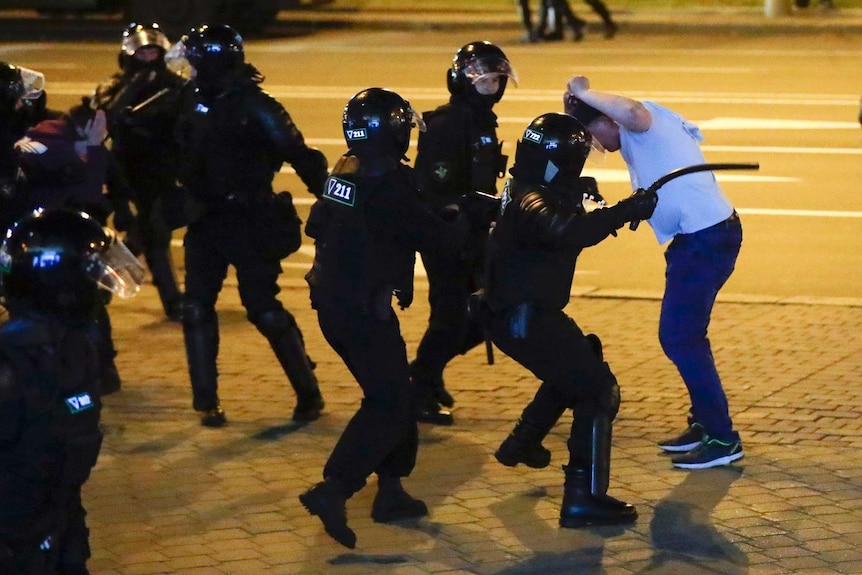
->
[43,83,861,107]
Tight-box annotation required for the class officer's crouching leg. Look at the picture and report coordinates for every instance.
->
[182,299,224,427]
[495,381,565,469]
[252,309,324,422]
[560,367,636,528]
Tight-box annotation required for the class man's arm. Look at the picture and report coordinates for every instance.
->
[566,76,652,133]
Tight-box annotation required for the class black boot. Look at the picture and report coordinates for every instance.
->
[299,478,356,548]
[183,303,224,426]
[560,409,636,527]
[414,385,454,426]
[371,475,428,523]
[495,418,553,469]
[496,381,566,468]
[559,465,637,528]
[255,310,324,422]
[146,249,182,322]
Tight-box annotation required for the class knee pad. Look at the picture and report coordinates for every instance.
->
[182,300,215,327]
[596,365,620,420]
[251,308,297,340]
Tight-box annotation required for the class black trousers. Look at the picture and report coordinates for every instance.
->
[489,304,616,465]
[315,300,417,496]
[411,248,484,385]
[184,211,285,320]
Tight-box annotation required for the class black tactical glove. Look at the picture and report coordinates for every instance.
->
[395,288,413,310]
[460,191,501,230]
[616,187,658,229]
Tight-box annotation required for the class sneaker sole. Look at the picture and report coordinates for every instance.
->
[657,441,701,453]
[672,450,744,470]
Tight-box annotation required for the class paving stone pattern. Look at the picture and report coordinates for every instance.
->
[87,275,862,574]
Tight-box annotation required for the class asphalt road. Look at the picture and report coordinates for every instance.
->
[2,19,860,301]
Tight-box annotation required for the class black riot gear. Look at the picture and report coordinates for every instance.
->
[510,112,592,191]
[484,113,651,528]
[342,87,424,162]
[0,208,134,574]
[446,41,518,107]
[182,23,245,81]
[0,62,23,108]
[94,22,187,321]
[173,33,326,427]
[301,88,471,548]
[0,209,144,315]
[0,61,44,113]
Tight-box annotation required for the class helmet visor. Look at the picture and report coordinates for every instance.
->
[17,67,45,101]
[463,57,519,87]
[88,237,146,298]
[122,29,171,56]
[407,104,426,132]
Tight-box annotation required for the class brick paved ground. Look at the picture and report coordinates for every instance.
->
[87,270,862,574]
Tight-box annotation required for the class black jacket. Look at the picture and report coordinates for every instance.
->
[414,95,505,212]
[306,154,469,311]
[486,180,632,312]
[0,312,102,546]
[176,66,328,210]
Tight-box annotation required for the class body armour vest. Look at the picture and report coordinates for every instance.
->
[485,183,581,313]
[0,314,103,544]
[305,155,416,310]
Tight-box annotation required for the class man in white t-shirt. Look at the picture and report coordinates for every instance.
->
[564,75,743,470]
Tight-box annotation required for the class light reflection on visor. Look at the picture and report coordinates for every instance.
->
[463,57,519,87]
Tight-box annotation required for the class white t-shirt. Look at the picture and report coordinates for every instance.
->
[619,101,734,245]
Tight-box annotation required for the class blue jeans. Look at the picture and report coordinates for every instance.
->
[659,214,742,442]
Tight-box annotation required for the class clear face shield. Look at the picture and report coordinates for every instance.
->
[122,28,171,56]
[587,133,606,164]
[405,104,426,133]
[17,67,45,101]
[463,56,519,89]
[87,233,146,298]
[164,40,193,79]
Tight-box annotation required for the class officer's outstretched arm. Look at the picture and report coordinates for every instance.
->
[251,93,328,197]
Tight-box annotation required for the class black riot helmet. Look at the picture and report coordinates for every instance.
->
[122,22,171,56]
[509,113,592,191]
[0,209,145,314]
[0,61,44,112]
[447,41,518,106]
[119,22,171,71]
[342,87,426,162]
[181,23,244,81]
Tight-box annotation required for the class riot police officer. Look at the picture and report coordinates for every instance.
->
[0,208,144,575]
[411,41,517,425]
[299,88,471,548]
[0,62,47,215]
[93,22,187,322]
[170,24,328,427]
[485,113,656,528]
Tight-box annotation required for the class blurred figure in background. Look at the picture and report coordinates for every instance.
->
[94,22,187,322]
